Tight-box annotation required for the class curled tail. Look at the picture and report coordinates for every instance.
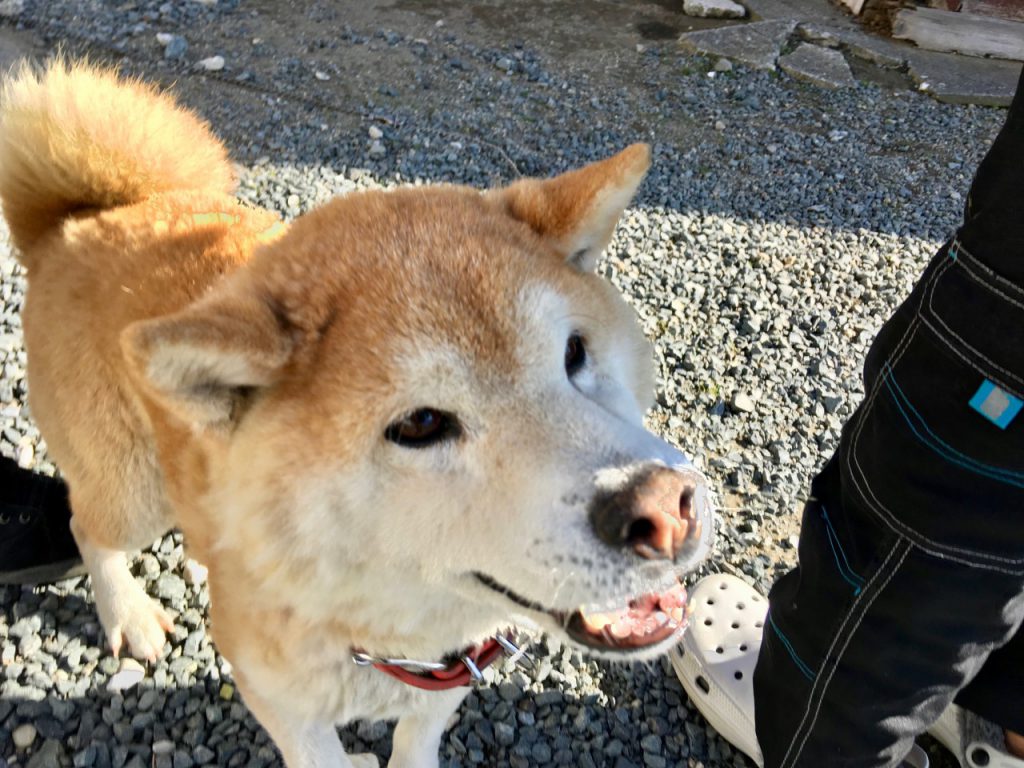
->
[0,59,235,264]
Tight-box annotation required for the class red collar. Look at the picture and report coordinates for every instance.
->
[353,635,524,691]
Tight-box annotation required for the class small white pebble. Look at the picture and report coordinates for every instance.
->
[714,120,727,131]
[12,723,36,750]
[107,658,145,692]
[155,32,173,44]
[314,70,330,81]
[184,559,208,586]
[197,55,225,71]
[16,442,33,468]
[368,125,384,140]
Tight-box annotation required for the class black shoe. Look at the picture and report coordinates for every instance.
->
[0,455,85,585]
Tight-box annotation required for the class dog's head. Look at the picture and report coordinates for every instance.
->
[124,145,714,660]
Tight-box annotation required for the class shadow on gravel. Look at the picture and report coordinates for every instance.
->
[18,0,1006,247]
[2,577,705,768]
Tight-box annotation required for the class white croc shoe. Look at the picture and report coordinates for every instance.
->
[670,573,768,767]
[929,705,1024,768]
[670,573,931,768]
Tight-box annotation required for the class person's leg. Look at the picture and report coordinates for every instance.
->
[753,65,1024,768]
[915,57,1024,757]
[0,454,83,584]
[754,462,1024,768]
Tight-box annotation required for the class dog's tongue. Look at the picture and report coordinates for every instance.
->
[575,583,688,647]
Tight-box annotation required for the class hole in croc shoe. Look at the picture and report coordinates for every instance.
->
[696,675,711,694]
[731,622,740,629]
[719,582,728,590]
[970,747,991,766]
[755,621,763,628]
[734,671,743,680]
[740,644,748,652]
[704,618,713,626]
[716,647,724,654]
[737,602,746,610]
[707,598,715,605]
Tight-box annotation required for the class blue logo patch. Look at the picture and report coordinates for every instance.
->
[969,380,1023,430]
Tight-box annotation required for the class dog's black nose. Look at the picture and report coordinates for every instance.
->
[588,466,700,561]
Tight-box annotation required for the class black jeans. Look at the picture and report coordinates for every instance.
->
[753,65,1024,768]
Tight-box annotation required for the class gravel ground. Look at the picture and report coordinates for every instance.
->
[0,1,1011,767]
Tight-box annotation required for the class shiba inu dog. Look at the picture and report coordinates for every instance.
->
[0,60,713,767]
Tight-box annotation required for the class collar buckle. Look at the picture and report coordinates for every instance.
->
[353,632,533,691]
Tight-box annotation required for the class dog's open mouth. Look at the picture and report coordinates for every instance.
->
[474,573,689,652]
[565,583,689,650]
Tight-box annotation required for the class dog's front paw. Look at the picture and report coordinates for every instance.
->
[349,754,380,768]
[97,588,174,662]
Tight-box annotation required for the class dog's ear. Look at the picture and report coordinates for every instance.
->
[121,285,293,428]
[494,143,650,272]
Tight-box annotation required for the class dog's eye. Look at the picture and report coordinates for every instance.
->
[565,333,586,377]
[385,408,460,448]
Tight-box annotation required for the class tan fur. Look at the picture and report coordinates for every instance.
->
[1,61,712,768]
[0,59,233,256]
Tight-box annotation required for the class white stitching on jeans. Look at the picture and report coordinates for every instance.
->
[927,259,1024,389]
[920,315,1024,400]
[778,538,910,768]
[849,260,1024,569]
[957,256,1024,312]
[955,239,1024,305]
[849,322,1024,569]
[783,541,913,768]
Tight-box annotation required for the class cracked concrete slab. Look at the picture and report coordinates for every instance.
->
[907,50,1022,106]
[678,19,796,71]
[799,22,908,69]
[695,0,1017,105]
[779,43,858,89]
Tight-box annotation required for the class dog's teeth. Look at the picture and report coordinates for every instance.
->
[659,584,688,610]
[610,619,634,639]
[668,606,685,624]
[581,611,616,633]
[653,611,669,627]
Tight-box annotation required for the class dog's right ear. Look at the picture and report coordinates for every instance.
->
[121,286,293,428]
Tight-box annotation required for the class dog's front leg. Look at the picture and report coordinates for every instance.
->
[240,683,378,768]
[388,688,467,768]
